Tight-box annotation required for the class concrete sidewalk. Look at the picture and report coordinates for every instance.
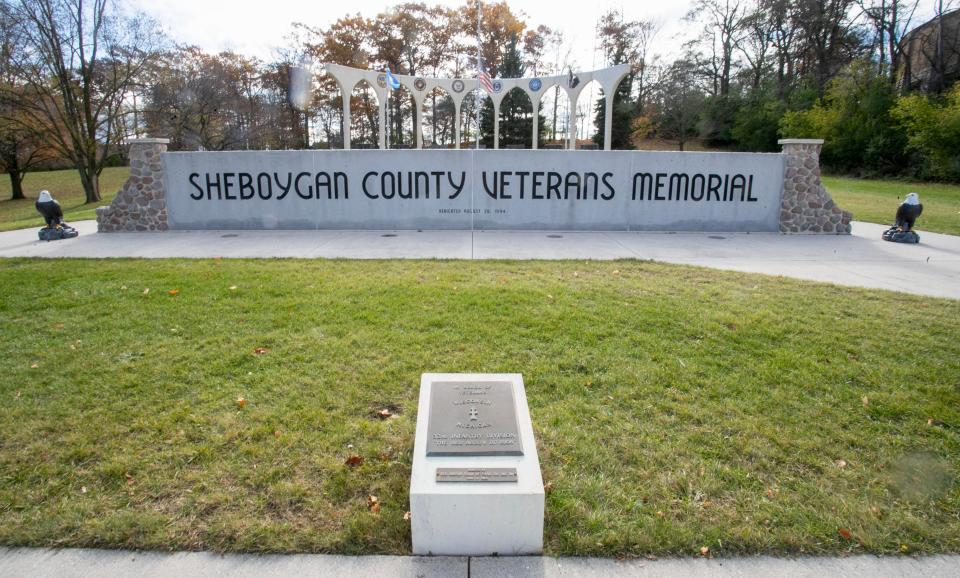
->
[1,220,958,299]
[1,548,958,577]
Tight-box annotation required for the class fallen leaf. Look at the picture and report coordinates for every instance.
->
[80,486,87,494]
[367,494,380,513]
[612,270,621,276]
[229,285,238,291]
[378,451,392,461]
[53,323,64,330]
[861,396,869,406]
[869,505,882,517]
[838,527,852,540]
[656,510,664,517]
[253,347,268,355]
[377,409,392,420]
[274,430,281,438]
[547,294,554,299]
[403,511,412,521]
[120,285,127,291]
[30,363,38,369]
[702,500,714,508]
[143,288,150,295]
[573,271,579,277]
[236,397,247,408]
[543,481,554,493]
[125,473,135,485]
[900,544,909,553]
[345,454,364,467]
[927,418,946,427]
[168,289,179,296]
[835,459,847,469]
[699,546,710,556]
[766,488,775,499]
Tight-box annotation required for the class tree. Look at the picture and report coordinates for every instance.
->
[769,0,800,100]
[653,59,705,151]
[144,48,270,152]
[857,0,920,83]
[592,9,650,150]
[0,101,56,200]
[893,83,960,179]
[478,32,542,148]
[794,0,865,97]
[686,0,749,97]
[738,1,776,91]
[0,3,56,200]
[3,0,162,203]
[780,60,907,173]
[302,15,373,147]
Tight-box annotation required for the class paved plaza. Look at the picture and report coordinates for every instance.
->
[1,220,957,299]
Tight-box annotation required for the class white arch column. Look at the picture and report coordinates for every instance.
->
[413,94,425,149]
[595,66,631,151]
[454,101,461,149]
[489,91,507,150]
[566,92,578,150]
[375,85,387,149]
[340,82,351,150]
[531,99,540,150]
[603,95,614,151]
[493,102,500,149]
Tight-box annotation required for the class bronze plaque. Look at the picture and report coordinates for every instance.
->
[426,381,524,456]
[436,467,518,483]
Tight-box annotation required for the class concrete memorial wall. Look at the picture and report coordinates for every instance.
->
[97,138,852,234]
[161,149,785,232]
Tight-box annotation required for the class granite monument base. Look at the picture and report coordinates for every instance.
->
[410,373,544,556]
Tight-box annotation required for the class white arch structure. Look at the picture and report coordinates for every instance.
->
[324,63,630,151]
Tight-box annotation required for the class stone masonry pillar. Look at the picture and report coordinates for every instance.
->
[778,139,852,234]
[96,138,169,232]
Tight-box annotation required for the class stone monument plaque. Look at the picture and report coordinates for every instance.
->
[412,373,544,555]
[426,381,523,456]
[436,468,518,483]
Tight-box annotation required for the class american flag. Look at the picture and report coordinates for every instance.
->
[478,69,494,93]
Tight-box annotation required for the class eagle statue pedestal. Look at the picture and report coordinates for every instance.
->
[882,193,923,244]
[882,227,919,244]
[38,225,79,242]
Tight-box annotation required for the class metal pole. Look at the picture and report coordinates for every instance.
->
[475,0,482,150]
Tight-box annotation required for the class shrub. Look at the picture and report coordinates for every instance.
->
[893,85,960,180]
[778,61,907,175]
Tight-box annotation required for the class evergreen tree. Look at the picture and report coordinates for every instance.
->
[479,33,546,148]
[592,11,638,149]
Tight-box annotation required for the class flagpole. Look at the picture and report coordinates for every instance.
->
[475,0,481,150]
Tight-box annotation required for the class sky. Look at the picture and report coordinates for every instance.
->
[126,0,697,73]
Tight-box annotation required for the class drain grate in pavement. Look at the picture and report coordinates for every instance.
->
[381,234,398,237]
[708,235,726,240]
[547,234,563,238]
[221,234,239,238]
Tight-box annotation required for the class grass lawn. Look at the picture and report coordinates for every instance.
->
[0,167,128,232]
[823,176,960,236]
[0,258,957,556]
